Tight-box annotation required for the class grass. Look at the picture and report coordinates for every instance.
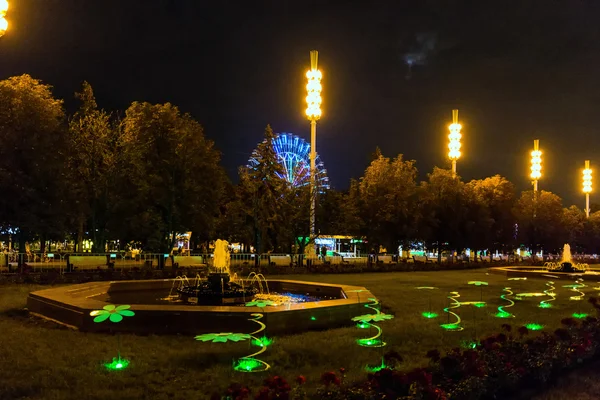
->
[0,269,597,399]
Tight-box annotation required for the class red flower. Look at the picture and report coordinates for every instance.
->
[295,375,306,385]
[339,367,346,375]
[321,371,339,386]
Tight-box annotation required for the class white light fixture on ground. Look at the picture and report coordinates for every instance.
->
[448,109,461,177]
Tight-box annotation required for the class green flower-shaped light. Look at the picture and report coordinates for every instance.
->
[352,313,394,323]
[194,332,251,343]
[468,281,488,286]
[245,300,277,308]
[90,305,135,323]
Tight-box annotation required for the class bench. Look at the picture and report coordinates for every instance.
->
[174,255,206,268]
[377,255,395,264]
[325,256,345,265]
[344,257,368,265]
[270,255,292,267]
[413,255,432,263]
[69,255,108,271]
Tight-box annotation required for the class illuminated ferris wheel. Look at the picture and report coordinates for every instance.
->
[248,133,330,189]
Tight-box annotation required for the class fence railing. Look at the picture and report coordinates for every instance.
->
[3,251,586,274]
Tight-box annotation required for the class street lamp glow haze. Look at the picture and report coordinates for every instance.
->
[305,50,322,245]
[530,139,542,191]
[0,0,8,37]
[447,109,461,177]
[583,160,592,218]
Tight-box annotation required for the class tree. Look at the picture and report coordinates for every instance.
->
[237,125,289,253]
[467,175,516,255]
[358,152,417,253]
[67,82,120,252]
[513,190,564,254]
[561,205,586,251]
[417,167,468,262]
[118,102,226,256]
[0,75,67,253]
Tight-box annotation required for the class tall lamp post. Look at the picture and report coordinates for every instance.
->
[305,50,322,245]
[583,160,592,218]
[0,0,8,37]
[448,109,462,177]
[530,139,542,191]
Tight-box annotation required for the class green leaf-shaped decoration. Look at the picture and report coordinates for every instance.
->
[352,313,394,322]
[245,300,277,308]
[90,305,135,323]
[468,281,488,286]
[194,332,251,343]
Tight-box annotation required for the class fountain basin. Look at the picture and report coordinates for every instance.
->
[489,265,600,279]
[27,279,375,335]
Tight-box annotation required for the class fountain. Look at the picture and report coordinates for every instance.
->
[176,239,259,305]
[546,244,588,273]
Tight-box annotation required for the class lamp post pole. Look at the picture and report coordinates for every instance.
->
[583,160,592,218]
[305,50,322,248]
[448,109,462,178]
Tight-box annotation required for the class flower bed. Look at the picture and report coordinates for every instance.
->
[212,298,600,400]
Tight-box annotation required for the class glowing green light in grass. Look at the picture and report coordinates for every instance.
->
[508,277,527,280]
[525,323,544,331]
[90,305,134,370]
[233,358,263,372]
[90,304,135,323]
[441,292,463,332]
[496,287,515,319]
[461,340,478,349]
[468,281,488,286]
[310,316,316,321]
[416,286,439,319]
[353,298,391,347]
[539,281,556,309]
[194,333,251,343]
[365,358,389,373]
[356,322,370,328]
[105,357,129,371]
[572,313,588,319]
[563,279,586,301]
[235,313,270,373]
[252,336,273,347]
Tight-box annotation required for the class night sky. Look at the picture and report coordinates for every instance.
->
[1,0,600,207]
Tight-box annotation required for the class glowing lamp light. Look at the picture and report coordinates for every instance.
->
[447,122,462,160]
[525,323,544,331]
[0,0,7,37]
[583,165,592,193]
[530,139,542,182]
[305,69,322,120]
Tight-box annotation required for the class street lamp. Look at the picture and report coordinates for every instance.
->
[0,0,8,37]
[448,109,461,177]
[305,50,322,243]
[530,139,542,191]
[583,160,592,218]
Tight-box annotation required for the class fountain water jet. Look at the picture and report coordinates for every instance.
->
[545,244,589,273]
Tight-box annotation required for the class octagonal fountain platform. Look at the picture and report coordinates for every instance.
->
[27,279,374,335]
[489,265,600,280]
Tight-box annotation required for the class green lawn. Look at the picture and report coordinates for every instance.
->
[0,269,597,399]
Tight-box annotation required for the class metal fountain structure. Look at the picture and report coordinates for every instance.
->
[545,244,588,273]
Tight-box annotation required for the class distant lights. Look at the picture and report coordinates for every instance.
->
[305,69,322,120]
[583,161,592,194]
[530,140,542,180]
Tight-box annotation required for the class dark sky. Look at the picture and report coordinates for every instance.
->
[2,0,600,207]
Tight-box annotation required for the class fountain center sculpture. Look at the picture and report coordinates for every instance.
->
[177,239,258,305]
[544,244,588,273]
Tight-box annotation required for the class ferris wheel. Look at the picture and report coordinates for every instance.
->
[248,133,330,189]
